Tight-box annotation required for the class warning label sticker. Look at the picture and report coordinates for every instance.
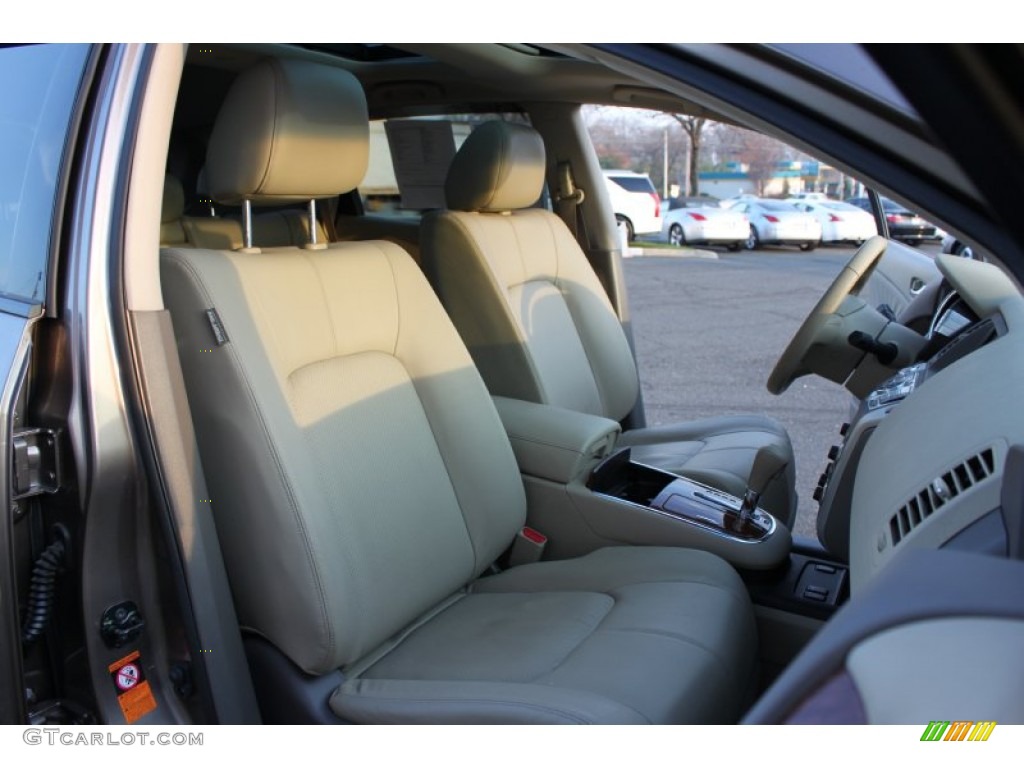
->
[115,663,140,691]
[107,650,158,724]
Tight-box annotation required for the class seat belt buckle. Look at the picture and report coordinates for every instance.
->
[508,526,547,567]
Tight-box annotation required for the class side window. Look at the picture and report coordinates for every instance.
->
[0,44,91,309]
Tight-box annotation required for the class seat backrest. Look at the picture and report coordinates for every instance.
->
[162,172,328,250]
[421,121,640,422]
[335,213,422,264]
[252,207,327,248]
[161,59,525,676]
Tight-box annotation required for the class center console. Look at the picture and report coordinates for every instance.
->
[491,396,793,570]
[493,395,833,684]
[587,448,777,543]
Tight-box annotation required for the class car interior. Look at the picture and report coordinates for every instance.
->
[10,42,1024,727]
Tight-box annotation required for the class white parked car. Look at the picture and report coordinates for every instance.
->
[719,192,759,209]
[602,169,662,241]
[729,199,823,250]
[791,200,877,245]
[786,191,830,202]
[662,197,748,250]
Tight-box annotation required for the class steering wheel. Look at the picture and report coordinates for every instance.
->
[767,235,888,395]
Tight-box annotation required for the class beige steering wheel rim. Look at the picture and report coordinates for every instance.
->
[766,235,888,395]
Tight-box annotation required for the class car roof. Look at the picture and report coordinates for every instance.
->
[183,44,728,123]
[175,43,1024,280]
[817,201,866,211]
[753,200,801,211]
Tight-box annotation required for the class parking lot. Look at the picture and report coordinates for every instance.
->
[623,242,940,539]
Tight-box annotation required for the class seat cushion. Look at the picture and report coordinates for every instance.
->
[619,415,797,527]
[330,547,757,724]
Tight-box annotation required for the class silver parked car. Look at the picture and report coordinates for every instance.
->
[730,199,823,251]
[791,200,878,245]
[662,196,748,250]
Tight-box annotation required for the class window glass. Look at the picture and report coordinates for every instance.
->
[0,44,90,307]
[607,175,657,194]
[361,113,531,215]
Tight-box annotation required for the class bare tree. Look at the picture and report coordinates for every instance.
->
[733,126,786,193]
[668,114,706,196]
[711,126,790,195]
[583,106,686,196]
[582,107,798,199]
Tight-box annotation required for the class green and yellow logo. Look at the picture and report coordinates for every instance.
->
[920,721,996,742]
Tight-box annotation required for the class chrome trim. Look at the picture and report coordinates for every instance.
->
[593,488,776,543]
[308,198,318,246]
[928,288,962,338]
[593,459,777,544]
[242,199,253,249]
[63,43,190,725]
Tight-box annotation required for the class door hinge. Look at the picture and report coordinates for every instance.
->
[12,427,64,500]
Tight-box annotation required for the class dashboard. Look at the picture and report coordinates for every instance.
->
[815,254,1024,592]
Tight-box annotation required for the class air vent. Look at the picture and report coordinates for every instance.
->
[889,447,996,546]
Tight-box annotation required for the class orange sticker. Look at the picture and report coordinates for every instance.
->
[107,650,158,724]
[116,680,158,724]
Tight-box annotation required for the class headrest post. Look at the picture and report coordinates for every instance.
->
[308,199,319,246]
[243,199,253,250]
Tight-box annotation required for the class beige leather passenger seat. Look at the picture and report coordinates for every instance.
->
[421,121,797,524]
[334,213,422,264]
[161,57,758,724]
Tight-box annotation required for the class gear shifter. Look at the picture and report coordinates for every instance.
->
[737,444,789,526]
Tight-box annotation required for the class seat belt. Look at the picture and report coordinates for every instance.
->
[554,161,590,251]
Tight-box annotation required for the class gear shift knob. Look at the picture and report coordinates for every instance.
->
[738,444,789,522]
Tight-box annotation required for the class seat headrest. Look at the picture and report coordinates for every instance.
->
[162,174,186,223]
[445,121,545,212]
[205,58,369,205]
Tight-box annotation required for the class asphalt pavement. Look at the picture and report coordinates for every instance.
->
[622,242,940,540]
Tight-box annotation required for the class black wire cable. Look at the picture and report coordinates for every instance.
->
[21,539,66,646]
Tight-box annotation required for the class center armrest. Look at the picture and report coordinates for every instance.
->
[492,397,621,484]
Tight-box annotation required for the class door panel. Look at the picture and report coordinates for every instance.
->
[859,239,941,317]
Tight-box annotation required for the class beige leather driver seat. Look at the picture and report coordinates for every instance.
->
[161,58,758,724]
[161,172,327,250]
[421,121,797,524]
